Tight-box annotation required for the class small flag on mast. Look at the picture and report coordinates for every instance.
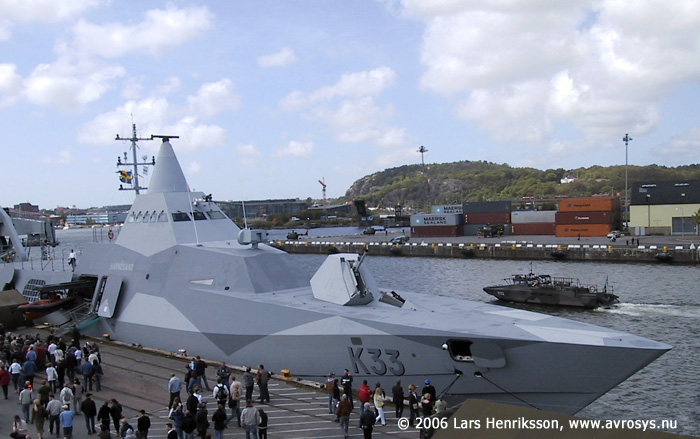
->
[118,170,132,183]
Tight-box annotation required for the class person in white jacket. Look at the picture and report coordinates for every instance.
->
[60,382,74,411]
[373,383,386,427]
[240,400,261,439]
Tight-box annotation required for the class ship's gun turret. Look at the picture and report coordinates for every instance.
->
[310,252,376,306]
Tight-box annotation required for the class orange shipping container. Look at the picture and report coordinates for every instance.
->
[555,224,613,237]
[558,197,620,212]
[555,211,614,225]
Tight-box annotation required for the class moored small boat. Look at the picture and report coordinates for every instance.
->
[18,292,76,320]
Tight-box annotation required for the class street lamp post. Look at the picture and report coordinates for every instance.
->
[622,134,633,223]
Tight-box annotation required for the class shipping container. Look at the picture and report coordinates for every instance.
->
[431,205,463,215]
[462,201,511,213]
[411,214,461,227]
[555,211,614,225]
[411,225,461,238]
[555,224,613,237]
[558,197,620,212]
[463,212,511,224]
[510,223,556,235]
[510,210,557,224]
[462,224,510,236]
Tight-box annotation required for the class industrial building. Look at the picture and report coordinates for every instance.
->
[629,181,699,236]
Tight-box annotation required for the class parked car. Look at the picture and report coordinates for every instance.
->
[479,224,505,238]
[607,230,623,239]
[390,235,409,244]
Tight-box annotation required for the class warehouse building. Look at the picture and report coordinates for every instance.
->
[629,181,699,236]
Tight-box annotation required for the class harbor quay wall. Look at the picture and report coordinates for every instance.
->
[271,240,700,264]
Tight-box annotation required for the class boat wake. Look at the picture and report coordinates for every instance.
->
[600,303,700,319]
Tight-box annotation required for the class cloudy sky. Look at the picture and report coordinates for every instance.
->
[2,0,699,209]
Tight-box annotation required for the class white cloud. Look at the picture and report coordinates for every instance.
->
[186,161,202,176]
[69,5,213,58]
[236,143,260,157]
[410,0,700,147]
[0,63,22,106]
[187,79,240,119]
[314,97,405,146]
[170,119,227,152]
[154,77,182,96]
[0,0,100,23]
[258,47,297,68]
[281,66,397,110]
[78,97,171,145]
[41,148,74,165]
[0,20,11,42]
[274,140,313,157]
[23,58,125,111]
[280,67,406,149]
[121,76,146,100]
[654,127,700,165]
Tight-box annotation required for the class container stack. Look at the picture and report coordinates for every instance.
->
[555,197,621,237]
[410,213,462,237]
[510,210,556,235]
[431,205,463,215]
[462,201,511,236]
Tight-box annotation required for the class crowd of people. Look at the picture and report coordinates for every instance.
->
[327,370,447,439]
[3,323,446,439]
[1,326,106,439]
[166,361,270,439]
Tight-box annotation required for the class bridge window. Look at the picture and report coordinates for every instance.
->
[157,211,168,222]
[134,212,143,223]
[192,211,207,221]
[172,212,191,222]
[207,211,226,220]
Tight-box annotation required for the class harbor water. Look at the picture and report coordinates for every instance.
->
[37,227,700,435]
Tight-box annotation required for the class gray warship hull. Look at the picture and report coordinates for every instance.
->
[1,137,669,415]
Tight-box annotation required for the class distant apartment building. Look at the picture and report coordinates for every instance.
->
[216,199,309,220]
[65,205,130,225]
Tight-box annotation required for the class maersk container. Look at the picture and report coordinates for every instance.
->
[510,210,557,224]
[431,205,463,215]
[411,214,461,227]
[510,223,556,235]
[462,201,511,213]
[463,212,511,225]
[411,225,460,238]
[555,211,614,225]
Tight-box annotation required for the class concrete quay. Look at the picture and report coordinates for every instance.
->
[270,233,700,264]
[1,327,415,439]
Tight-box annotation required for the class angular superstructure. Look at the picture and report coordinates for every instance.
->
[0,137,670,415]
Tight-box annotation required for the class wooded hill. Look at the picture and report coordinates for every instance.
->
[342,161,700,210]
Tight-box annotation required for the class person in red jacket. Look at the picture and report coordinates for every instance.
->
[357,380,372,417]
[0,364,10,399]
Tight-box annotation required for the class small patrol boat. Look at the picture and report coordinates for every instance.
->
[484,272,619,309]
